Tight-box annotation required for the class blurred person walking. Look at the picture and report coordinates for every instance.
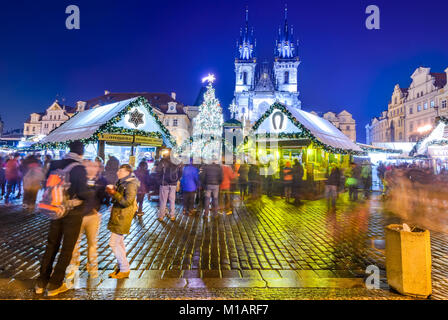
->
[220,163,237,215]
[282,161,294,203]
[156,153,182,222]
[180,159,200,216]
[22,154,45,212]
[325,164,341,210]
[361,161,372,199]
[345,162,361,201]
[134,160,151,216]
[238,161,249,201]
[292,159,304,205]
[106,164,139,279]
[4,153,21,204]
[201,158,223,219]
[0,157,5,200]
[35,141,90,297]
[104,155,120,206]
[66,159,106,280]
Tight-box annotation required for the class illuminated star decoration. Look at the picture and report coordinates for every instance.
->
[128,108,144,128]
[201,73,216,84]
[229,102,238,119]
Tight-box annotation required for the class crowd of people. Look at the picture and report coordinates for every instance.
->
[0,141,378,297]
[377,161,448,233]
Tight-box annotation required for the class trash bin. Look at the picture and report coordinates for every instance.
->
[385,224,432,298]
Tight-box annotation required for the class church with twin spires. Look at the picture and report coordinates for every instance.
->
[233,7,301,124]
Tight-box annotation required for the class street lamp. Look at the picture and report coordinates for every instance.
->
[417,124,432,134]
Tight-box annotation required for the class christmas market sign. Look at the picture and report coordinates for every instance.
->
[98,133,163,146]
[98,134,133,143]
[134,136,163,146]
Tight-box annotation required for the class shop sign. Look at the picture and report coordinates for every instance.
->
[134,136,163,146]
[428,146,448,157]
[98,134,133,143]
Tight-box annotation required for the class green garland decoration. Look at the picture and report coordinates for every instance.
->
[30,96,177,150]
[247,102,365,156]
[358,144,402,154]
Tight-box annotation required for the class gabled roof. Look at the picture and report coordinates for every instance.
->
[38,97,176,148]
[252,103,362,153]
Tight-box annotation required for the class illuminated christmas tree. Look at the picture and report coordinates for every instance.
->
[191,74,223,161]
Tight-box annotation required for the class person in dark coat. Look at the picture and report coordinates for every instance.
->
[134,161,151,216]
[201,159,223,218]
[325,165,341,209]
[292,159,304,205]
[238,161,249,200]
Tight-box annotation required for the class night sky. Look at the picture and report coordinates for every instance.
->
[1,0,448,142]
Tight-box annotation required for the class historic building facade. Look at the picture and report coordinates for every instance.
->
[366,66,448,144]
[322,111,356,142]
[23,101,76,137]
[233,8,301,124]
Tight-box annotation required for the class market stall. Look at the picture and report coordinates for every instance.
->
[409,116,448,173]
[35,96,176,167]
[244,102,363,196]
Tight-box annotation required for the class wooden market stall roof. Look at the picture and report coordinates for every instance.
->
[37,96,176,148]
[251,103,363,154]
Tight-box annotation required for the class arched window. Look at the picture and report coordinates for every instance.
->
[243,72,247,85]
[284,71,289,84]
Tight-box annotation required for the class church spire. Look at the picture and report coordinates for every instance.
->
[236,6,256,61]
[275,3,298,60]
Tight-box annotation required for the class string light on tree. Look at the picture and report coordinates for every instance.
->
[191,74,224,160]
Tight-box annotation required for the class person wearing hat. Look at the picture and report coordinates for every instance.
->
[35,140,91,297]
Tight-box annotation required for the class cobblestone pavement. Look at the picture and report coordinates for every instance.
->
[0,192,447,300]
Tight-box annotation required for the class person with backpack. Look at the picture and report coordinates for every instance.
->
[156,153,181,222]
[180,159,200,216]
[201,157,223,219]
[35,141,91,297]
[106,164,139,279]
[66,159,106,280]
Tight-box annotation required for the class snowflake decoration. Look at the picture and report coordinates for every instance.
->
[128,108,144,128]
[229,102,238,119]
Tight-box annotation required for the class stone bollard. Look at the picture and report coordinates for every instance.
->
[385,224,432,298]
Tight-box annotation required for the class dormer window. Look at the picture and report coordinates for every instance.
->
[167,102,177,113]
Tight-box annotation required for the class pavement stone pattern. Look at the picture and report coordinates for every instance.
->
[0,192,447,300]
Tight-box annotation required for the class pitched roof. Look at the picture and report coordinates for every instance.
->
[431,72,447,88]
[83,92,185,114]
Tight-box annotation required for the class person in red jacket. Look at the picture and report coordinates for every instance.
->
[4,153,20,204]
[220,164,237,215]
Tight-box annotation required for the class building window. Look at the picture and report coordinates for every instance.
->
[164,120,169,127]
[410,122,413,132]
[243,72,247,85]
[431,100,435,108]
[32,126,35,132]
[173,119,178,127]
[417,105,421,112]
[346,125,350,130]
[409,107,413,114]
[284,71,289,84]
[399,132,402,140]
[442,100,447,109]
[424,102,428,110]
[394,97,397,104]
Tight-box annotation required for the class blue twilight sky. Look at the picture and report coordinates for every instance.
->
[1,0,448,142]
